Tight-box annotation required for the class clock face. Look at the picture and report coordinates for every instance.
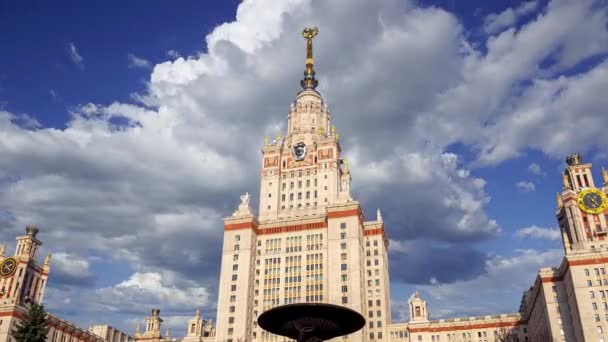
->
[578,189,608,214]
[292,142,307,161]
[0,257,17,277]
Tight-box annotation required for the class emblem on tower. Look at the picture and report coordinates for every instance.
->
[292,142,307,161]
[0,257,17,277]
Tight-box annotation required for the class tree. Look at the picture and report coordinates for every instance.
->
[11,302,50,342]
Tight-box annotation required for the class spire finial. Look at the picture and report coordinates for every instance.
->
[301,26,319,90]
[0,242,5,257]
[602,167,608,185]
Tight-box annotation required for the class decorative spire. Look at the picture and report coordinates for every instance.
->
[0,242,5,257]
[195,308,201,317]
[300,26,319,90]
[377,208,383,223]
[556,193,563,207]
[602,167,608,186]
[136,321,141,334]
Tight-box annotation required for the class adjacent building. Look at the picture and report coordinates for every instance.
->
[0,226,107,342]
[89,324,133,342]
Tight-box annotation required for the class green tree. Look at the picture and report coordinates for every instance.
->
[11,302,50,342]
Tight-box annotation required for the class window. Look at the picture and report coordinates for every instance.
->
[377,310,381,317]
[366,241,370,247]
[235,235,240,241]
[232,264,238,271]
[342,297,348,304]
[231,274,238,281]
[341,232,347,239]
[231,285,237,291]
[341,264,348,271]
[228,317,235,324]
[341,274,348,281]
[230,295,236,302]
[229,306,235,312]
[233,254,238,261]
[588,280,593,287]
[376,299,381,306]
[341,253,347,260]
[596,314,601,322]
[593,302,598,310]
[341,285,348,293]
[368,300,373,307]
[341,243,347,250]
[369,322,374,328]
[340,222,347,229]
[591,291,596,299]
[374,259,379,266]
[585,269,590,276]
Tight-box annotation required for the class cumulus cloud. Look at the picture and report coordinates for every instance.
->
[516,181,536,192]
[50,252,95,286]
[66,42,84,69]
[515,225,561,240]
[128,53,151,69]
[484,1,539,34]
[413,248,563,319]
[528,162,546,176]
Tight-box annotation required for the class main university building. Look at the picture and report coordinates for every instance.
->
[1,30,608,342]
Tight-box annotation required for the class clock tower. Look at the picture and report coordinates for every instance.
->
[215,28,391,342]
[556,153,608,253]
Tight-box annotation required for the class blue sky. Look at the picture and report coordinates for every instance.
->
[1,0,607,336]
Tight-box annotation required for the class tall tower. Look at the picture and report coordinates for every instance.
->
[0,226,52,342]
[135,309,164,342]
[215,28,391,342]
[556,153,608,253]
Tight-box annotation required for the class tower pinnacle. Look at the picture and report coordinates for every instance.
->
[301,26,319,90]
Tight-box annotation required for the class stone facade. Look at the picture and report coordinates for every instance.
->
[89,324,133,342]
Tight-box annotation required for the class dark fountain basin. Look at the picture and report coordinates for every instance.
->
[257,303,366,342]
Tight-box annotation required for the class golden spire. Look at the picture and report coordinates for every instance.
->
[301,26,319,90]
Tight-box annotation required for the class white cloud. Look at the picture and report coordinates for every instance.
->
[516,225,561,240]
[484,1,539,34]
[66,42,84,68]
[128,53,151,69]
[416,248,563,319]
[167,50,181,59]
[528,162,546,175]
[516,181,536,192]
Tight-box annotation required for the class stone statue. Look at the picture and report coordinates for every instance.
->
[240,192,251,206]
[556,193,563,207]
[44,253,52,266]
[264,136,269,146]
[0,242,5,257]
[562,173,571,189]
[602,167,608,185]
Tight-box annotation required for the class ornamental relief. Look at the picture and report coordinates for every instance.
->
[264,156,279,168]
[318,148,333,160]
